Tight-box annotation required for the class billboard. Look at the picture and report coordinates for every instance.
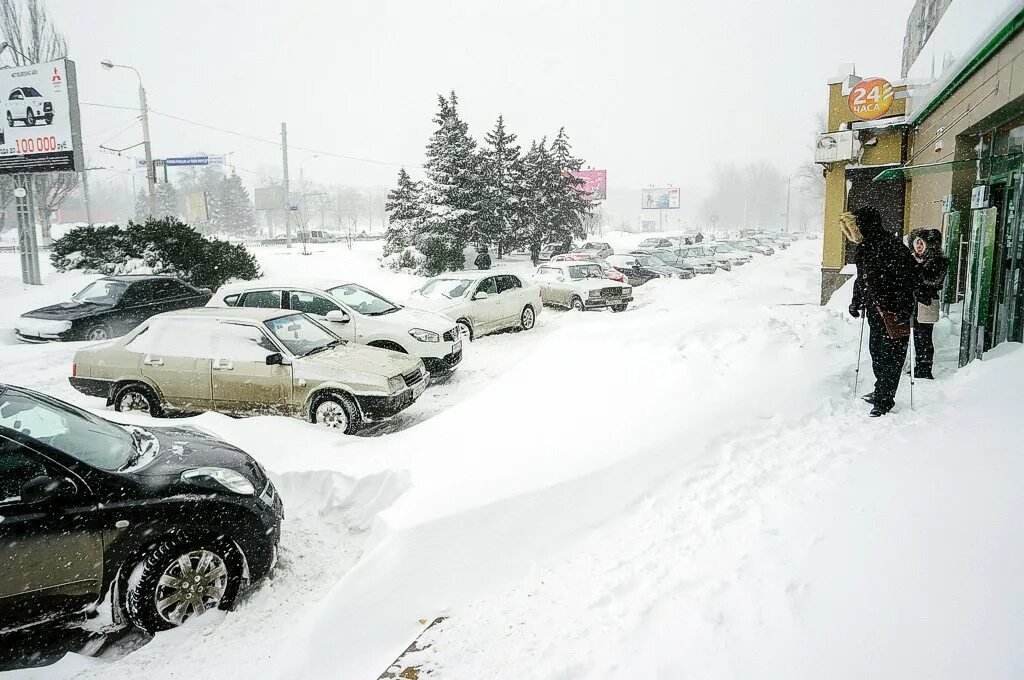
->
[0,58,83,175]
[641,187,680,209]
[570,169,607,201]
[254,186,284,211]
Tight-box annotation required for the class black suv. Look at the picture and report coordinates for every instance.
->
[14,275,212,342]
[0,384,282,635]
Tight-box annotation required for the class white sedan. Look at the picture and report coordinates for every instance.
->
[408,272,543,341]
[533,261,633,312]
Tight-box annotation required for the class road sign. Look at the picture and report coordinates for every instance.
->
[137,154,226,168]
[289,202,299,212]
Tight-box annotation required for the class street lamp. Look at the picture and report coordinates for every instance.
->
[101,59,155,218]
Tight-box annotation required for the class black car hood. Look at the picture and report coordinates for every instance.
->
[22,300,111,321]
[134,425,267,486]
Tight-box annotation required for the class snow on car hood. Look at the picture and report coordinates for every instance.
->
[22,300,111,321]
[298,342,422,377]
[405,291,466,315]
[389,306,456,334]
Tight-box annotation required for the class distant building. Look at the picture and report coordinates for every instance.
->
[901,0,953,78]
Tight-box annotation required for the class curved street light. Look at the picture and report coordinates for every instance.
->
[101,58,155,217]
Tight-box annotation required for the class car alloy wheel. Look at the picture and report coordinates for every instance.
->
[315,400,350,430]
[521,306,535,330]
[154,549,229,626]
[86,325,110,341]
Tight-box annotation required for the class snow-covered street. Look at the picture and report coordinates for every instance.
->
[5,236,1023,679]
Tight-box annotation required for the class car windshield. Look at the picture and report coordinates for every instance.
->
[419,278,474,299]
[265,313,340,356]
[0,388,142,472]
[327,283,399,316]
[652,252,680,265]
[567,264,605,279]
[73,279,128,305]
[21,87,41,97]
[636,256,660,267]
[715,245,735,253]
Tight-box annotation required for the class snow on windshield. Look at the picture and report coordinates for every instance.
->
[419,279,474,299]
[328,284,399,315]
[567,264,605,279]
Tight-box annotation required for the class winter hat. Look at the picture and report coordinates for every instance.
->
[840,212,863,244]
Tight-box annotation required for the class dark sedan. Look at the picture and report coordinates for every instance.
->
[14,275,212,343]
[0,383,282,635]
[606,254,694,285]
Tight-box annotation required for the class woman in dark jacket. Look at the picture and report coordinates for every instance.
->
[909,229,949,379]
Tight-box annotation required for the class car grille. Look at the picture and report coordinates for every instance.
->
[442,328,458,342]
[403,368,425,387]
[600,287,623,298]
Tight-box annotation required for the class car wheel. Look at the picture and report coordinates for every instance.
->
[456,319,473,342]
[113,382,164,417]
[44,114,53,125]
[5,111,12,127]
[125,535,242,635]
[570,296,585,312]
[611,304,628,313]
[25,108,34,126]
[520,305,536,331]
[310,391,361,434]
[84,324,112,341]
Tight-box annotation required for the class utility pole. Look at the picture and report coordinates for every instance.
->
[281,122,292,248]
[784,175,792,233]
[81,169,93,226]
[15,176,40,284]
[139,83,156,217]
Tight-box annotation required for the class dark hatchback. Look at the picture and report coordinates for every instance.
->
[15,275,212,343]
[0,384,282,635]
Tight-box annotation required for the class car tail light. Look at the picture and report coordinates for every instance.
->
[71,360,77,377]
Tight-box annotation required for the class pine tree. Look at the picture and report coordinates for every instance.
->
[480,115,525,258]
[549,127,591,245]
[213,171,257,235]
[383,167,422,256]
[154,182,180,220]
[417,91,483,273]
[521,138,561,253]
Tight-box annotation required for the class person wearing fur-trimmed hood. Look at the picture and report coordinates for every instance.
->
[843,206,921,417]
[907,228,949,379]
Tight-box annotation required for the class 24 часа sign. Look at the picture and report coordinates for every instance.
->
[0,58,84,175]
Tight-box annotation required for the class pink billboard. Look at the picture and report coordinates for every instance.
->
[570,169,607,201]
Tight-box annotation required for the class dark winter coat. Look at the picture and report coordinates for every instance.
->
[475,252,492,270]
[850,207,921,317]
[695,233,704,243]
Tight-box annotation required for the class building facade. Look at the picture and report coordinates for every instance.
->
[901,0,954,78]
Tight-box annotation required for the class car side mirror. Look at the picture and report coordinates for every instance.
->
[472,291,489,301]
[325,310,350,324]
[265,352,291,366]
[21,475,73,505]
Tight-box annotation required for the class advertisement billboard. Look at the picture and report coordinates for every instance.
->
[254,186,284,211]
[570,169,607,201]
[641,187,680,209]
[0,58,83,175]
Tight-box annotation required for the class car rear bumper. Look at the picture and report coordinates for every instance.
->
[69,376,114,398]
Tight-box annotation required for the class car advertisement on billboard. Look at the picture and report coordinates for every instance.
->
[570,169,607,201]
[0,58,84,175]
[641,187,681,209]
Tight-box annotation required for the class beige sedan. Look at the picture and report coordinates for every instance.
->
[69,307,427,434]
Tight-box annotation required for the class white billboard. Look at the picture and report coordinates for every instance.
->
[641,187,681,209]
[0,58,83,175]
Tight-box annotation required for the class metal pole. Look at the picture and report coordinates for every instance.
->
[281,122,292,248]
[784,175,791,233]
[81,169,93,226]
[139,83,156,218]
[16,174,41,285]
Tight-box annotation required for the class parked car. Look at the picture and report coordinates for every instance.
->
[632,248,712,275]
[15,275,213,343]
[6,86,53,127]
[732,239,774,256]
[606,254,693,285]
[638,237,675,249]
[537,242,572,262]
[678,245,730,272]
[550,253,628,283]
[574,241,615,259]
[533,262,633,312]
[297,229,340,243]
[757,234,790,249]
[408,272,542,341]
[69,308,427,434]
[0,383,282,635]
[708,243,752,266]
[210,278,462,377]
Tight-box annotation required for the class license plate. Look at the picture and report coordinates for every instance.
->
[413,379,427,399]
[453,340,462,354]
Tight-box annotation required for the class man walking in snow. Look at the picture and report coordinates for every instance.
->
[843,207,921,417]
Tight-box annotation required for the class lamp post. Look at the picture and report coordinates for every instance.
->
[101,59,155,218]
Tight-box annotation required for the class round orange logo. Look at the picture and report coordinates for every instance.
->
[848,78,894,121]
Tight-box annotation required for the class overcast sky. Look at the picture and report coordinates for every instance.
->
[50,0,915,217]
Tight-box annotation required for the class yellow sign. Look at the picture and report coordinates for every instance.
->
[848,78,894,121]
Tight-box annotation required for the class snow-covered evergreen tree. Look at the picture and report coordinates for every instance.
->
[383,167,422,256]
[212,171,257,235]
[549,127,591,245]
[521,138,562,252]
[479,115,525,257]
[154,183,180,220]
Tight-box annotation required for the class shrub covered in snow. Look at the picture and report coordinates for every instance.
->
[381,245,427,274]
[50,217,261,290]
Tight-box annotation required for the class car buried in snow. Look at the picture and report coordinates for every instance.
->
[573,241,615,259]
[631,248,712,275]
[14,275,213,343]
[606,254,693,286]
[532,261,633,312]
[68,307,428,435]
[708,243,753,267]
[407,272,542,342]
[209,278,462,378]
[0,383,282,636]
[731,239,774,256]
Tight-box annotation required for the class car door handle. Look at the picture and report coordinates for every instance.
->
[143,356,164,366]
[213,359,234,370]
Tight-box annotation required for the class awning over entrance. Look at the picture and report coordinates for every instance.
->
[873,153,1024,181]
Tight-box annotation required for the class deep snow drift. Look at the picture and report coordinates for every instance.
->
[4,236,1023,680]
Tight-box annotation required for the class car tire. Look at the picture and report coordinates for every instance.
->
[520,305,536,331]
[125,535,242,635]
[113,382,164,417]
[570,296,584,312]
[25,108,34,126]
[44,114,53,125]
[310,391,361,434]
[456,319,473,342]
[611,304,628,313]
[84,324,113,341]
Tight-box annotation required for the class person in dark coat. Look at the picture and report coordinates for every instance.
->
[530,242,541,267]
[845,207,922,417]
[695,233,704,243]
[908,229,948,379]
[474,245,492,270]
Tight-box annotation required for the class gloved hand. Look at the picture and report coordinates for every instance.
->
[849,303,861,318]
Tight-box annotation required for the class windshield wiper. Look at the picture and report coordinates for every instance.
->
[367,307,400,316]
[303,339,343,356]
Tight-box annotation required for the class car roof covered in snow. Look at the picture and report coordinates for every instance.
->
[425,270,524,282]
[153,307,301,323]
[101,274,187,282]
[216,277,351,293]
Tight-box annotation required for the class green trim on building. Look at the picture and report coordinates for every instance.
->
[911,8,1024,125]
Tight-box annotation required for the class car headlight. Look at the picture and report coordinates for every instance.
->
[181,467,255,496]
[388,375,406,393]
[408,328,440,343]
[589,290,602,298]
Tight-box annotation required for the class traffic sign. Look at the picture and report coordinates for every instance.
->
[136,154,226,168]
